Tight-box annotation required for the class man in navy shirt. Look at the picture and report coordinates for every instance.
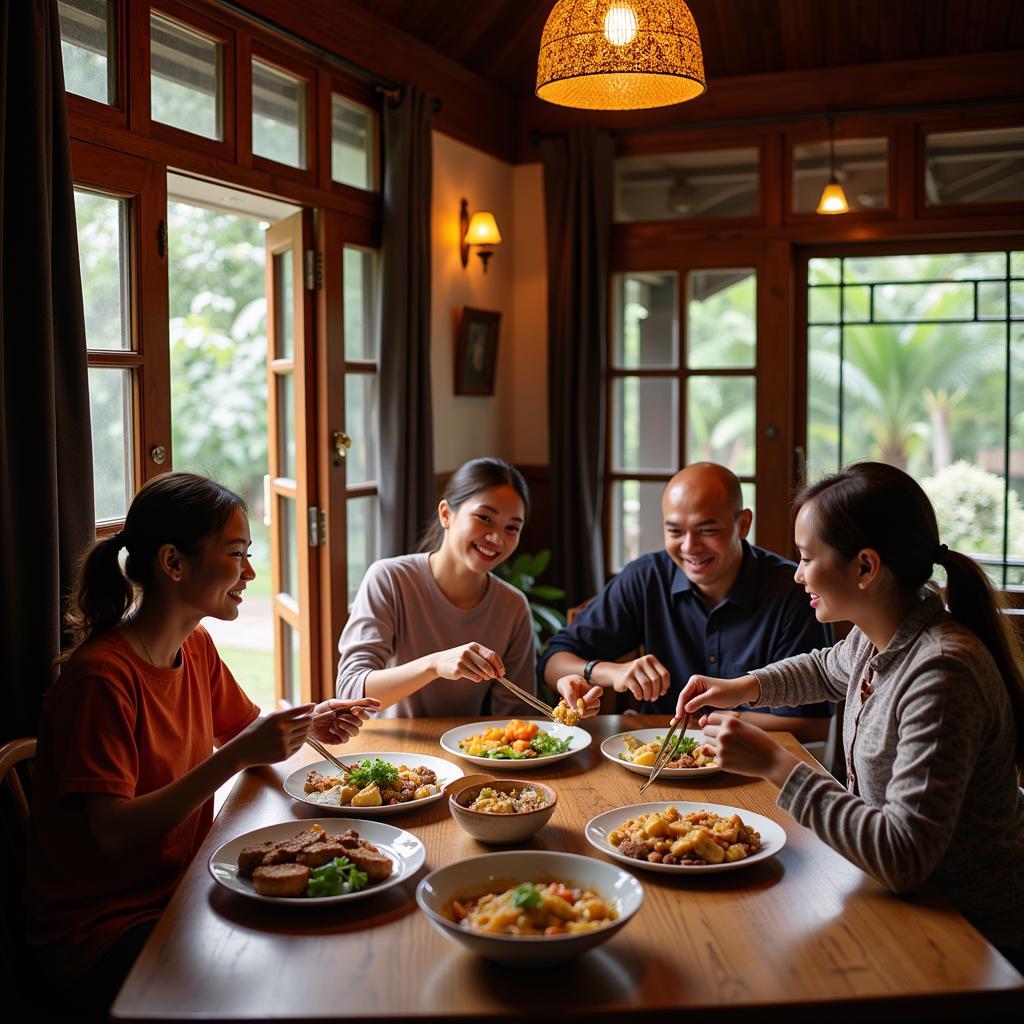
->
[543,462,832,741]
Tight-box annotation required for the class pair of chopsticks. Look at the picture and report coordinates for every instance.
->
[638,713,692,796]
[305,735,357,775]
[495,676,560,724]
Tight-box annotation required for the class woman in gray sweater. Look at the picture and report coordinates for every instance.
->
[676,462,1024,959]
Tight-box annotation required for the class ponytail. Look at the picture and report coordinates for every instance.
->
[61,533,135,662]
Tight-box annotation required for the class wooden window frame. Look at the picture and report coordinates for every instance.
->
[62,0,129,130]
[247,41,318,185]
[139,0,237,162]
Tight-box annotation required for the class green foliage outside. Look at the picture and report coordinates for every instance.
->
[220,645,274,711]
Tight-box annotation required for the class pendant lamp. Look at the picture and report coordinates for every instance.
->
[536,0,706,111]
[816,115,850,215]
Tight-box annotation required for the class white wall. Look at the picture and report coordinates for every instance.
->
[431,131,547,475]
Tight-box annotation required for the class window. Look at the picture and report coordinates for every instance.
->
[150,11,223,140]
[342,246,380,602]
[609,268,758,569]
[791,137,888,214]
[924,126,1024,207]
[806,249,1024,586]
[58,0,116,105]
[252,58,306,169]
[614,148,759,222]
[74,188,134,522]
[331,94,376,190]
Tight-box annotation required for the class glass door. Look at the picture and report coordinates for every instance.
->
[265,211,319,704]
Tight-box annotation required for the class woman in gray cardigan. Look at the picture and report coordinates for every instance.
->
[676,462,1024,961]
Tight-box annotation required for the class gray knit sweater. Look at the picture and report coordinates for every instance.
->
[752,593,1024,947]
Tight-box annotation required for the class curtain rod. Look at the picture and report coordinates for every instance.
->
[212,0,442,111]
[528,94,1024,144]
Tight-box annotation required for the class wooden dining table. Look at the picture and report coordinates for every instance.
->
[112,715,1022,1022]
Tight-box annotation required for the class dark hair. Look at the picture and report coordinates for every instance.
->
[62,472,247,660]
[416,457,529,554]
[798,461,1024,770]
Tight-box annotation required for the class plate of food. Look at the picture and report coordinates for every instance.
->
[283,752,463,816]
[208,819,426,904]
[439,719,591,769]
[600,728,721,778]
[585,801,786,874]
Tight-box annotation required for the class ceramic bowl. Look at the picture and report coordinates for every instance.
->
[448,778,557,844]
[415,850,643,964]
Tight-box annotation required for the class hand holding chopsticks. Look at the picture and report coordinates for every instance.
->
[638,713,692,795]
[495,676,561,724]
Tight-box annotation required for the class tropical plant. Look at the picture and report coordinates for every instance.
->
[495,550,567,655]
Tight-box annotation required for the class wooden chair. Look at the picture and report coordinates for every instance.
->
[0,738,37,1015]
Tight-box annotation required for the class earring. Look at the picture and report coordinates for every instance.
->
[858,582,865,590]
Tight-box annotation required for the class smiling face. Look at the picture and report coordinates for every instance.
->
[177,505,255,621]
[439,484,525,575]
[793,502,862,623]
[662,468,752,607]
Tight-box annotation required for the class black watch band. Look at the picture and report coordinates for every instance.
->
[582,658,601,683]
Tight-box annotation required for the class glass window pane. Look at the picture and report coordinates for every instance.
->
[278,494,298,600]
[615,148,759,221]
[279,620,298,706]
[792,137,888,213]
[686,269,756,369]
[88,367,132,522]
[276,373,294,480]
[150,12,222,140]
[58,0,115,105]
[612,272,677,368]
[806,325,840,483]
[332,94,375,189]
[686,376,756,475]
[1010,321,1024,586]
[925,126,1024,206]
[252,59,306,169]
[75,190,129,351]
[843,251,1006,283]
[343,247,377,360]
[612,377,678,473]
[344,374,378,485]
[274,250,294,359]
[610,479,665,572]
[347,495,379,604]
[742,481,757,545]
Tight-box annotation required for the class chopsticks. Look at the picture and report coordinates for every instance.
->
[305,735,356,775]
[638,713,691,796]
[495,676,560,724]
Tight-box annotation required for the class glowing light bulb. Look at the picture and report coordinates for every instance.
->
[816,180,850,215]
[604,3,638,46]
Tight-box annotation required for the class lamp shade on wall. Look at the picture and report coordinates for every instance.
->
[536,0,706,111]
[465,211,502,246]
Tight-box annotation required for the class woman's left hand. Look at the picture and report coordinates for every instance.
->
[310,697,381,744]
[554,675,602,719]
[699,711,800,787]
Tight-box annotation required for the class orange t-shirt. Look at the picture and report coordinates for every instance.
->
[26,625,259,977]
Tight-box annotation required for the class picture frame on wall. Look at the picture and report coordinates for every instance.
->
[454,307,500,396]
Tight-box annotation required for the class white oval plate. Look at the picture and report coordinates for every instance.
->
[208,818,425,905]
[439,719,591,770]
[586,800,786,874]
[600,728,722,779]
[283,751,464,816]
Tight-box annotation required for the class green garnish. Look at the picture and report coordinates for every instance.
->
[346,758,399,788]
[530,734,572,757]
[511,883,542,909]
[659,734,697,759]
[306,856,369,897]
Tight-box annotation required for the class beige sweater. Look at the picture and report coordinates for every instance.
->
[752,593,1024,948]
[335,554,537,718]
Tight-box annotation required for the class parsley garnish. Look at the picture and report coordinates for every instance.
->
[346,758,399,789]
[511,883,542,909]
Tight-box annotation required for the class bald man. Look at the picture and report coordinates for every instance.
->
[542,463,832,741]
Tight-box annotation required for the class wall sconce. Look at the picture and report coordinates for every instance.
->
[460,198,502,273]
[816,114,850,215]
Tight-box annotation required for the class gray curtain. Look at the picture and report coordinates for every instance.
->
[0,0,93,743]
[541,129,614,606]
[378,86,435,556]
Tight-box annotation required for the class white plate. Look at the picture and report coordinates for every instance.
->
[283,752,464,817]
[600,728,722,779]
[439,719,591,770]
[585,800,786,874]
[208,818,426,905]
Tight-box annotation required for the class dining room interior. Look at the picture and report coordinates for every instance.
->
[2,1,1024,1021]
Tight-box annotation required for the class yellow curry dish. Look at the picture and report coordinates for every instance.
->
[609,807,762,866]
[450,881,618,936]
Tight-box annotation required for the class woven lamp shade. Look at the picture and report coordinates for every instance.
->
[536,0,706,111]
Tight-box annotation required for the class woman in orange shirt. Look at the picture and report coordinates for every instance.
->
[27,472,379,1016]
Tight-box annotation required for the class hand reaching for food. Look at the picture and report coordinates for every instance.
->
[310,697,381,745]
[554,675,602,721]
[431,642,505,683]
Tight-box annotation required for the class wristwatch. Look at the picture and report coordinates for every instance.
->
[582,658,601,683]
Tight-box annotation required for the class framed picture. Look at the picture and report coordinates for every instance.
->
[454,307,500,395]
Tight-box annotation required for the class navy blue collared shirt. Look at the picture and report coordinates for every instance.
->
[539,542,833,717]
